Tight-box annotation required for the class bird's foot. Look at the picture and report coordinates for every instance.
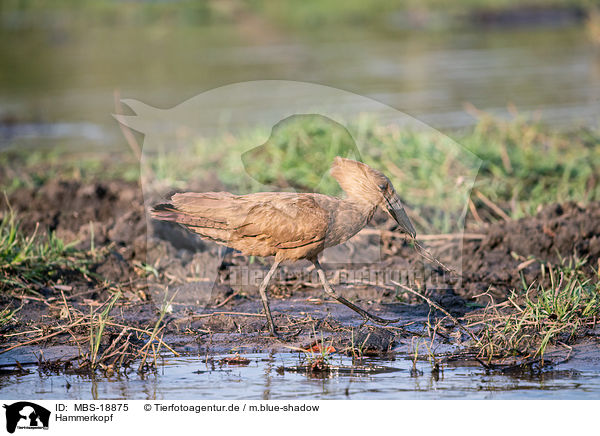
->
[324,292,400,326]
[268,328,302,341]
[360,312,401,326]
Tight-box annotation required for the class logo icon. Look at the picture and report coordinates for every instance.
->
[3,402,50,433]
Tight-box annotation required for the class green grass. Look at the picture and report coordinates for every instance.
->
[0,0,592,30]
[88,291,121,370]
[254,0,593,31]
[469,258,600,361]
[0,146,139,192]
[0,206,97,294]
[462,115,600,219]
[0,305,20,329]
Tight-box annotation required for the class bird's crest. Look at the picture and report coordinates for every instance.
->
[330,157,388,202]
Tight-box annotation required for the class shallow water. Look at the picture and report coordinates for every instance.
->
[1,353,599,400]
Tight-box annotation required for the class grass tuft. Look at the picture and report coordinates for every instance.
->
[87,291,121,370]
[468,258,600,362]
[0,205,97,293]
[0,305,21,329]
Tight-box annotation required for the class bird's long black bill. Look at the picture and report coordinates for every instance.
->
[386,196,416,238]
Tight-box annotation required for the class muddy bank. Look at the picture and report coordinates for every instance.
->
[1,179,147,283]
[459,202,600,302]
[1,180,599,366]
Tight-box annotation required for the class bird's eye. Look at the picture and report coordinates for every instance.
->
[378,183,387,190]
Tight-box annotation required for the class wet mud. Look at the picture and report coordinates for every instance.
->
[1,180,599,373]
[459,202,600,302]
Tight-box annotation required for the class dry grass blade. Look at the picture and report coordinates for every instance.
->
[1,290,181,374]
[105,322,180,356]
[0,317,88,355]
[358,228,485,241]
[474,189,511,221]
[136,289,176,372]
[411,239,462,279]
[468,197,484,224]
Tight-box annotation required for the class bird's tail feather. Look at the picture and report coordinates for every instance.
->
[151,203,230,231]
[150,203,182,222]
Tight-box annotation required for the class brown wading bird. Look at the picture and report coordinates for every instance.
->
[151,157,416,338]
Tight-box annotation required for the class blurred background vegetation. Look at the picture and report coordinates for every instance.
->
[1,0,599,232]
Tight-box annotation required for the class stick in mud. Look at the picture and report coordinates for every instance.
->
[391,280,478,343]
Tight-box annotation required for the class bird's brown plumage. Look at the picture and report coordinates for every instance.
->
[153,192,330,261]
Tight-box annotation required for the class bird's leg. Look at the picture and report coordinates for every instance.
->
[257,260,281,338]
[312,260,401,325]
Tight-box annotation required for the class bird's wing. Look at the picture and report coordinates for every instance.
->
[170,192,329,251]
[171,192,237,230]
[231,194,329,250]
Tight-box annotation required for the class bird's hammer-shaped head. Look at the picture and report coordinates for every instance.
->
[331,157,416,238]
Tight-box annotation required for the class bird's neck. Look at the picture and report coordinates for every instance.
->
[325,197,377,248]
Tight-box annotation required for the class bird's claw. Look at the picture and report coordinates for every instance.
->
[268,328,302,341]
[362,313,401,326]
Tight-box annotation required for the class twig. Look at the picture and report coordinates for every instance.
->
[60,290,72,323]
[3,328,44,338]
[107,323,179,357]
[213,292,239,309]
[136,324,173,371]
[0,317,88,354]
[474,190,511,221]
[412,240,462,278]
[468,197,484,224]
[360,229,471,278]
[391,280,478,343]
[358,228,485,241]
[102,339,133,364]
[97,326,128,363]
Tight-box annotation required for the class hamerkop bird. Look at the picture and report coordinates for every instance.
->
[151,157,416,338]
